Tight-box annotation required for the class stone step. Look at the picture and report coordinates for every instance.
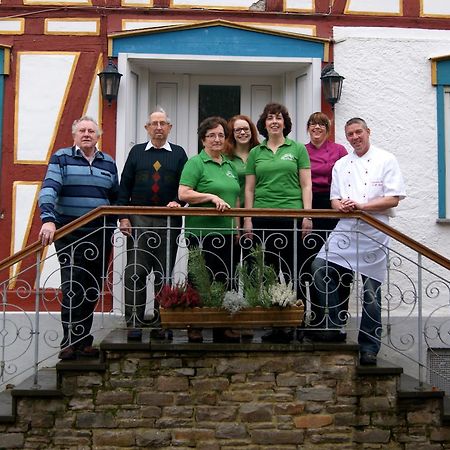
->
[398,373,445,400]
[397,373,450,423]
[442,397,450,423]
[356,357,404,376]
[0,359,107,424]
[0,391,14,423]
[0,369,60,424]
[10,368,60,398]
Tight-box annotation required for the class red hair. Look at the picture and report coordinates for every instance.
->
[223,115,260,157]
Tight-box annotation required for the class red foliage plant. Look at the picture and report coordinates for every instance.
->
[156,282,202,309]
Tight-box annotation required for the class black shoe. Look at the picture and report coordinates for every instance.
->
[150,328,173,340]
[127,328,142,341]
[58,346,76,361]
[77,345,100,358]
[212,328,240,343]
[360,352,377,365]
[187,329,203,343]
[261,328,293,343]
[308,330,347,343]
[241,329,254,342]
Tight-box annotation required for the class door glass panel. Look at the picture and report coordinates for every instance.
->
[198,85,240,152]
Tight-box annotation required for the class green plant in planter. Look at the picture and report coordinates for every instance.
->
[238,245,278,307]
[187,247,226,307]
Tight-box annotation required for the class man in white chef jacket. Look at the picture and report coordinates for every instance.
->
[310,117,406,366]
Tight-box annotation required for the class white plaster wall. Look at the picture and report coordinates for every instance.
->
[333,27,450,260]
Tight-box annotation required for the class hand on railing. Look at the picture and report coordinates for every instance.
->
[39,222,56,246]
[119,218,132,236]
[211,195,231,212]
[302,217,313,239]
[243,217,253,239]
[166,201,182,208]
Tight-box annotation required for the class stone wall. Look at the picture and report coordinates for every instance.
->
[1,343,449,449]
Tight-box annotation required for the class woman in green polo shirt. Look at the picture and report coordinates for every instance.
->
[244,103,312,343]
[223,114,260,207]
[179,116,241,343]
[223,115,260,341]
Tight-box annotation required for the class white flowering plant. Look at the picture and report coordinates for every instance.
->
[222,290,249,314]
[267,281,298,307]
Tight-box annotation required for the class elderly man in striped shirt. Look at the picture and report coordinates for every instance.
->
[38,116,119,361]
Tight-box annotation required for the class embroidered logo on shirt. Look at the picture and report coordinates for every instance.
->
[225,170,237,179]
[281,153,295,161]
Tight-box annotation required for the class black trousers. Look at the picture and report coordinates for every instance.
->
[187,233,235,293]
[252,217,303,299]
[55,226,113,349]
[124,215,181,327]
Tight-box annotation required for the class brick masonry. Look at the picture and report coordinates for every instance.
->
[0,347,448,448]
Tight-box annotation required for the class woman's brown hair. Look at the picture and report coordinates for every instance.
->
[223,115,260,157]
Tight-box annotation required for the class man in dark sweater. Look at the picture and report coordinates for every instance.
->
[118,108,188,340]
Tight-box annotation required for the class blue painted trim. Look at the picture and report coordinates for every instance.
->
[436,85,446,218]
[437,59,450,85]
[436,59,450,218]
[112,26,324,59]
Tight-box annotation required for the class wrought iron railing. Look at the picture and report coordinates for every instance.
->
[0,206,449,391]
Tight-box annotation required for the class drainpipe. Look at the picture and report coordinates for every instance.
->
[0,49,6,219]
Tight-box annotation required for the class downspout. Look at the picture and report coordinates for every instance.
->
[0,49,5,220]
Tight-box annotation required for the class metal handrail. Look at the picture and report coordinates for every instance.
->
[0,206,449,391]
[1,206,449,272]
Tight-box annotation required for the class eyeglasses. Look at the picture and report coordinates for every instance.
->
[233,127,250,135]
[205,133,225,140]
[148,121,169,127]
[309,123,327,129]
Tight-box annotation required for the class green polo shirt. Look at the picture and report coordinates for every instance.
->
[228,155,246,207]
[246,138,310,209]
[180,150,240,235]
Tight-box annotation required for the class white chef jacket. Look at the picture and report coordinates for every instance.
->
[317,145,406,282]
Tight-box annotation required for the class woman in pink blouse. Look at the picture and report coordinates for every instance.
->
[300,112,347,332]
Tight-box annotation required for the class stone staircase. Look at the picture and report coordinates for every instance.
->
[1,330,450,448]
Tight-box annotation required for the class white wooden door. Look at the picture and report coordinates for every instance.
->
[150,74,282,156]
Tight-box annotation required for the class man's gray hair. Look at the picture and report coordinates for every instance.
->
[147,106,171,125]
[345,117,369,130]
[72,116,102,137]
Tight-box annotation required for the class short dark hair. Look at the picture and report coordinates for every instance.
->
[198,116,228,141]
[307,112,331,133]
[345,117,368,130]
[256,103,292,139]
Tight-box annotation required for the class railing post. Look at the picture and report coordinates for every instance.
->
[355,219,361,329]
[385,248,392,353]
[417,253,424,385]
[293,218,298,295]
[166,216,171,286]
[99,216,107,328]
[0,281,6,382]
[33,250,42,388]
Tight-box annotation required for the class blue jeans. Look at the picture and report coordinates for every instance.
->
[311,258,382,355]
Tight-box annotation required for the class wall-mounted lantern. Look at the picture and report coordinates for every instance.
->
[321,64,344,110]
[98,58,122,105]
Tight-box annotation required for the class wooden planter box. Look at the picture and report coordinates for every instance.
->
[160,305,304,329]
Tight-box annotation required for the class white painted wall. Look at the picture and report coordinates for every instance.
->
[333,26,450,259]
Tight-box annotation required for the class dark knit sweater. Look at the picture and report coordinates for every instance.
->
[117,142,188,214]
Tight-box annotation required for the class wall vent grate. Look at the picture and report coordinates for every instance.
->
[427,348,450,394]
